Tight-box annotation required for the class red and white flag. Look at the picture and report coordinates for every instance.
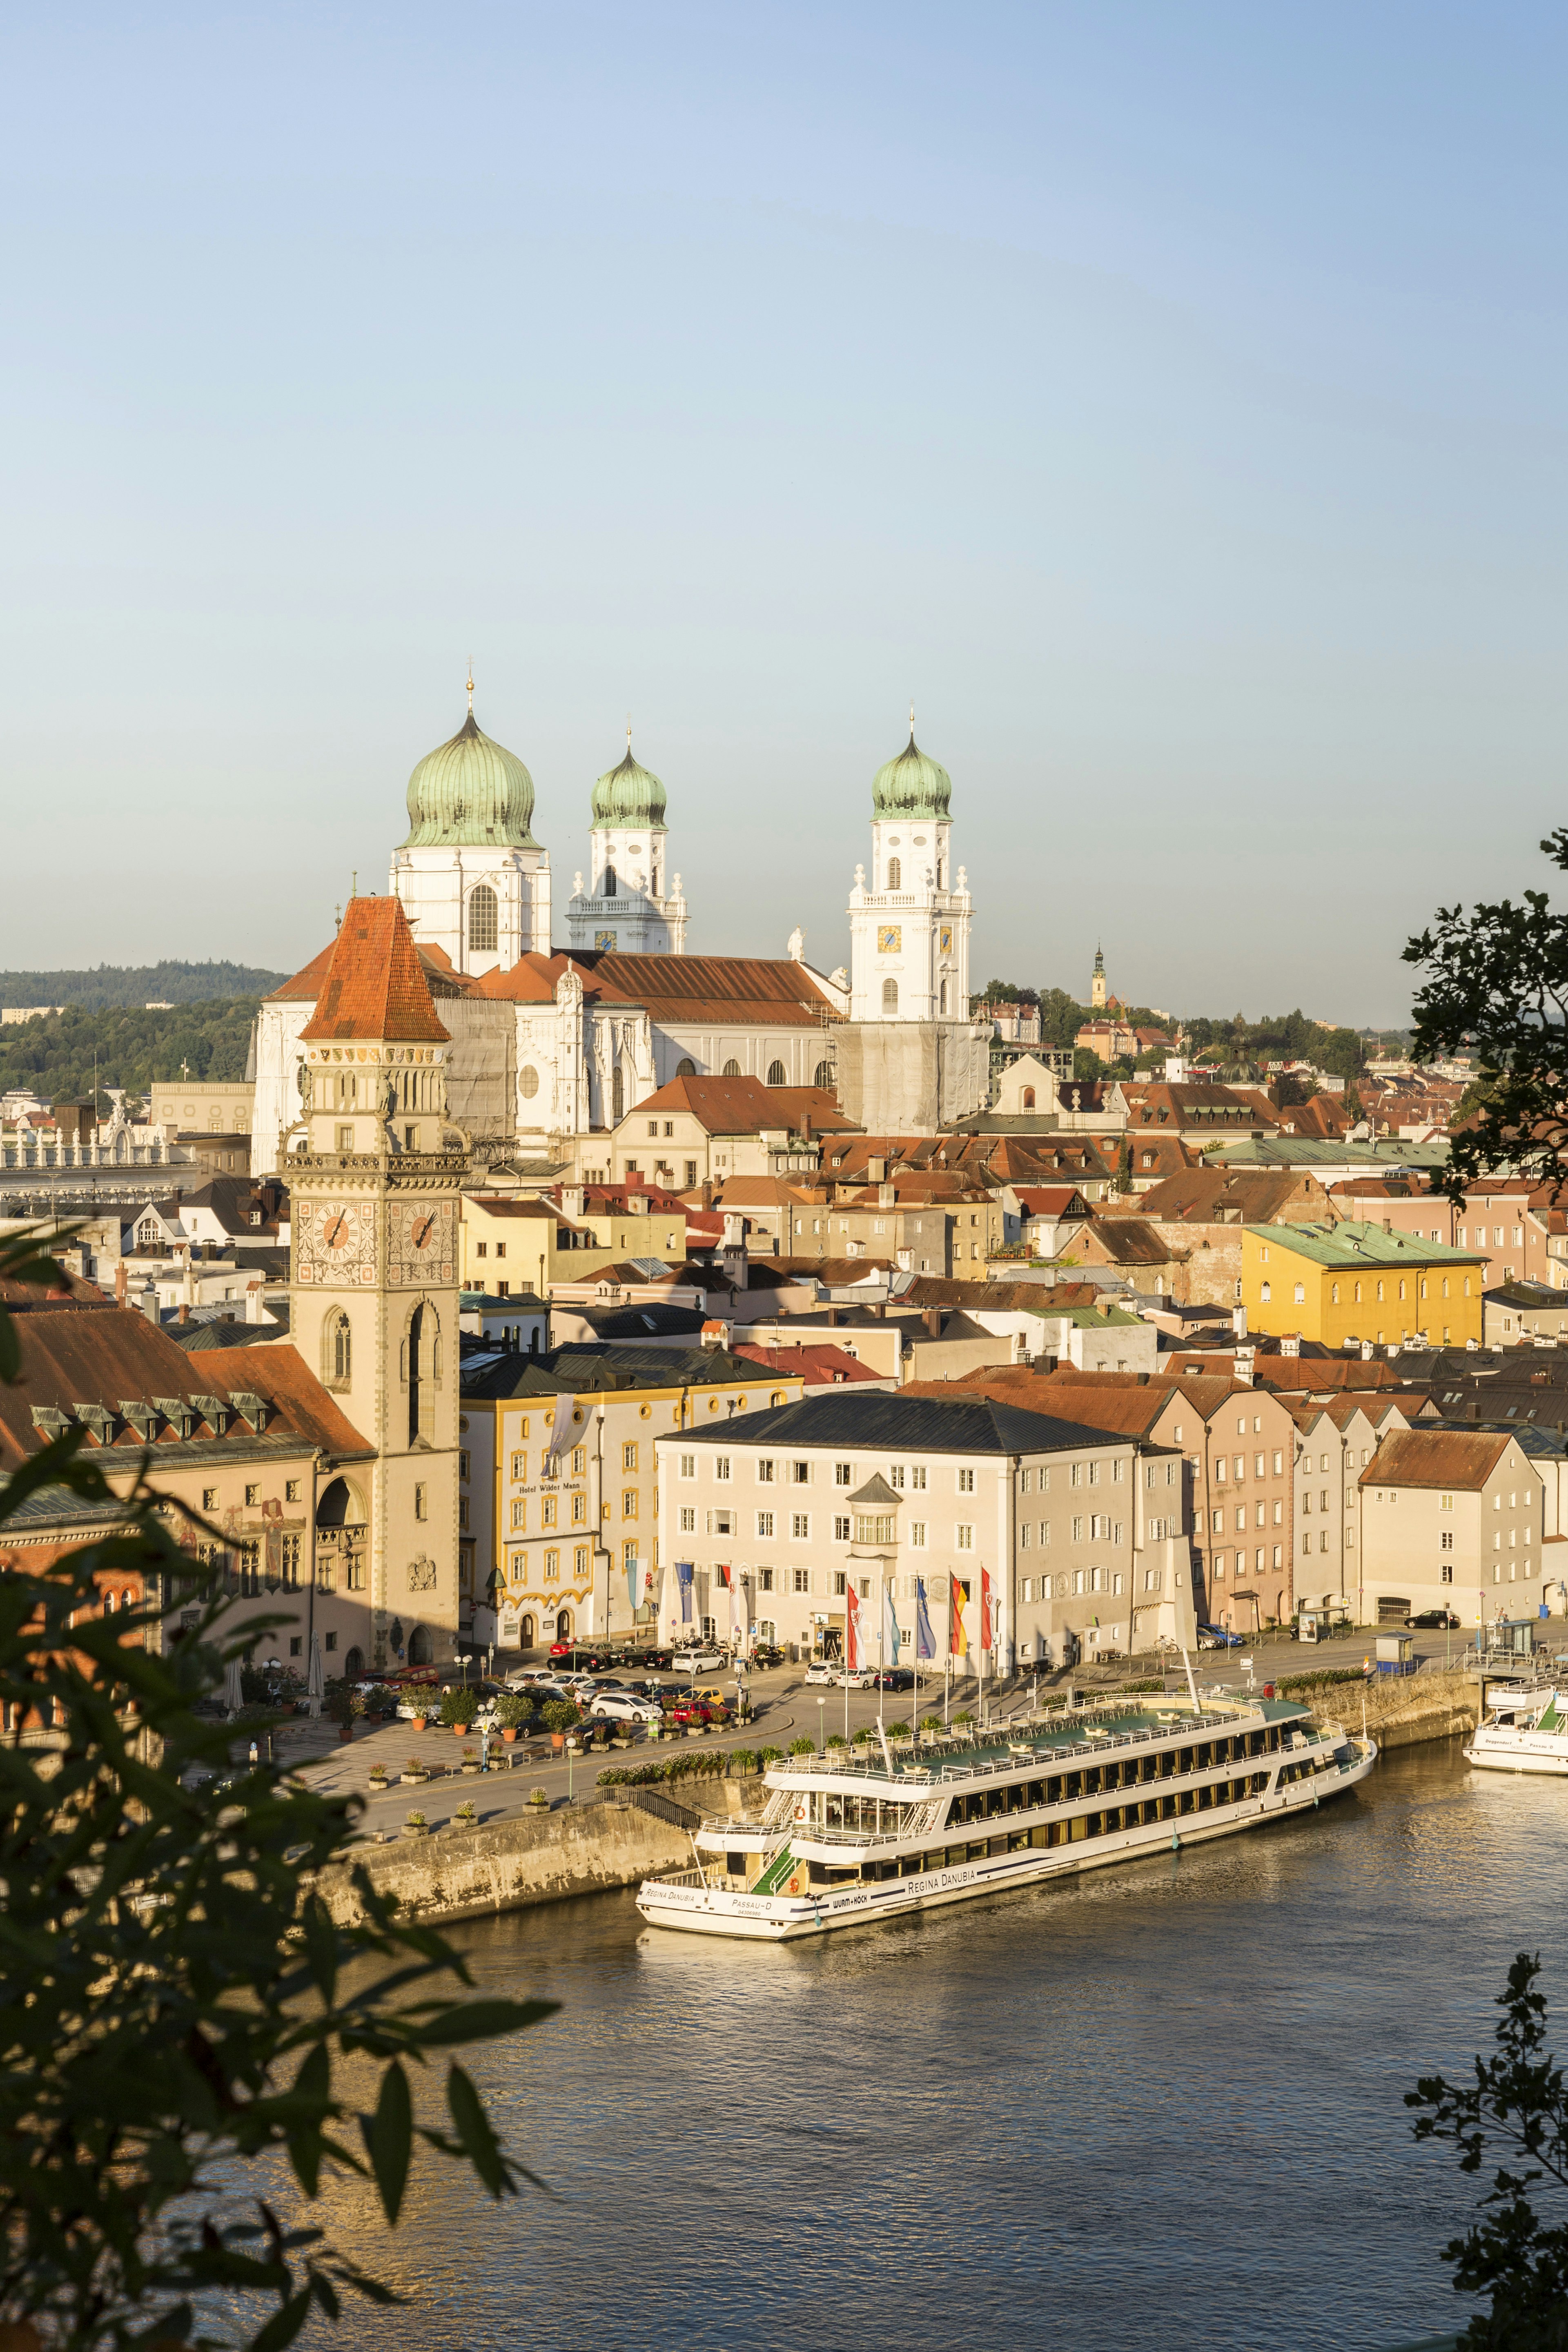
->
[980,1567,994,1653]
[845,1580,863,1670]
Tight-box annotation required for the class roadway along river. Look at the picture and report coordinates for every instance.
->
[294,1736,1566,2352]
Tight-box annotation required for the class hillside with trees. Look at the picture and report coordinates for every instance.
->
[0,960,285,1010]
[978,981,1369,1085]
[0,1000,262,1108]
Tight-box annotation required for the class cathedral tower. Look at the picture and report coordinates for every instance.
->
[566,731,688,955]
[1091,944,1107,1010]
[388,687,551,975]
[837,719,987,1130]
[289,896,466,1670]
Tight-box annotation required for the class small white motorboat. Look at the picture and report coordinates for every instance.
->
[1464,1686,1568,1777]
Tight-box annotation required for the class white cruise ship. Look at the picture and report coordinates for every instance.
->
[637,1686,1378,1942]
[1465,1686,1568,1776]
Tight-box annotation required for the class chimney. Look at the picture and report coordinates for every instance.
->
[247,1282,264,1324]
[561,1184,585,1222]
[826,1305,839,1326]
[140,1278,159,1325]
[924,1308,941,1336]
[868,1157,886,1184]
[1281,1331,1301,1358]
[1382,1217,1392,1234]
[1360,1339,1374,1361]
[1233,1347,1255,1387]
[879,1182,895,1209]
[177,1302,189,1324]
[114,1260,128,1307]
[1231,1303,1247,1338]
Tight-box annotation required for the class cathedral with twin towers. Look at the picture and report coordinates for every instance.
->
[252,689,987,1173]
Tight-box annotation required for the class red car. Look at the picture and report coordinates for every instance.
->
[667,1698,731,1729]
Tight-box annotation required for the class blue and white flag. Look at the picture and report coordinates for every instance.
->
[882,1579,901,1664]
[675,1561,695,1625]
[915,1576,935,1662]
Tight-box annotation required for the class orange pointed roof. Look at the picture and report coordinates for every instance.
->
[299,896,450,1045]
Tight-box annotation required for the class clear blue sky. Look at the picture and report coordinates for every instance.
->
[2,3,1563,1023]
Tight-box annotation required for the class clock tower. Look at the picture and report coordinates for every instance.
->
[289,894,466,1670]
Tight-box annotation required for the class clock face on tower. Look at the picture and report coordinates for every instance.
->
[295,1200,375,1285]
[877,925,902,954]
[389,1199,455,1286]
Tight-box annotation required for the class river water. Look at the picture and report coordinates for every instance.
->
[305,1738,1567,2352]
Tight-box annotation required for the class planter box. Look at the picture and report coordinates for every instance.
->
[461,1762,480,1776]
[402,1824,429,1839]
[401,1772,428,1787]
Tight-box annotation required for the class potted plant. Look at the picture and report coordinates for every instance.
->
[440,1685,481,1737]
[402,1810,428,1838]
[788,1737,815,1757]
[541,1698,580,1753]
[324,1676,355,1743]
[461,1748,480,1776]
[454,1798,477,1826]
[528,1785,550,1808]
[409,1711,428,1733]
[494,1691,532,1744]
[368,1761,388,1788]
[402,1756,428,1786]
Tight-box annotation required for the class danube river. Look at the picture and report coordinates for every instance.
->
[303,1738,1566,2351]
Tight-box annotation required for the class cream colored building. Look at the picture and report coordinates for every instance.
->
[459,1349,804,1652]
[1358,1428,1546,1629]
[459,1189,690,1298]
[1285,1397,1410,1616]
[655,1391,1194,1670]
[149,1078,254,1137]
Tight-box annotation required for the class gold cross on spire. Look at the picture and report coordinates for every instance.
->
[466,660,474,715]
[909,700,915,740]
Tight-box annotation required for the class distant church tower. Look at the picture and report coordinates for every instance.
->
[566,732,687,955]
[836,717,987,1130]
[388,682,551,976]
[289,897,466,1672]
[1091,943,1107,1010]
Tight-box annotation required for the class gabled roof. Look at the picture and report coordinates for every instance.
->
[459,1342,788,1397]
[1014,1187,1090,1217]
[299,896,450,1045]
[1253,1219,1483,1269]
[1133,1170,1325,1226]
[731,1342,884,1387]
[1360,1429,1513,1490]
[672,1391,1139,1456]
[580,952,840,1026]
[1079,1217,1181,1266]
[920,1369,1172,1440]
[626,1077,855,1136]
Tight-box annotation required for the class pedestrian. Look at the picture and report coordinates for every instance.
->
[248,1738,259,1769]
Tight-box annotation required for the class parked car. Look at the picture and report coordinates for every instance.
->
[802,1660,841,1686]
[1405,1608,1462,1630]
[668,1698,731,1728]
[589,1691,662,1725]
[672,1647,726,1673]
[837,1668,877,1690]
[1196,1624,1245,1650]
[871,1668,915,1691]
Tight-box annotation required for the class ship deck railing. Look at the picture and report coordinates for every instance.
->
[758,1705,1320,1792]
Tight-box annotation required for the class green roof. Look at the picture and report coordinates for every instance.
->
[872,730,952,821]
[400,709,538,849]
[1254,1220,1485,1270]
[1036,1303,1145,1329]
[1204,1137,1450,1170]
[591,740,667,832]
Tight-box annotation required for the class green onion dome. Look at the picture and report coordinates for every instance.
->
[400,709,538,849]
[871,727,952,821]
[591,738,668,832]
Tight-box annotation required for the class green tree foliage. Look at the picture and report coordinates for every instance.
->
[0,999,262,1108]
[975,978,1038,1006]
[1405,833,1568,1203]
[0,961,286,1011]
[0,1231,552,2349]
[1408,1952,1568,2348]
[1036,988,1087,1049]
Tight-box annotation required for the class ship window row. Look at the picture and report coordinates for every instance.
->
[802,1778,1278,1884]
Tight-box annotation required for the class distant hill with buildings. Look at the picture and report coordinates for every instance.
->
[0,961,285,1010]
[0,999,263,1107]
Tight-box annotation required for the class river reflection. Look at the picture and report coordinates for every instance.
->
[298,1740,1567,2351]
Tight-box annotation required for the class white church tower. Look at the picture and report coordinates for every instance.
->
[388,681,551,976]
[837,717,987,1130]
[566,731,688,956]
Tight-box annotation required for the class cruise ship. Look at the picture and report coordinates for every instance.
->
[637,1683,1378,1941]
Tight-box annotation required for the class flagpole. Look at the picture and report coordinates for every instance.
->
[878,1575,885,1740]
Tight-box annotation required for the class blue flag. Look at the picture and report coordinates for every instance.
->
[676,1561,694,1625]
[915,1576,935,1662]
[882,1579,901,1665]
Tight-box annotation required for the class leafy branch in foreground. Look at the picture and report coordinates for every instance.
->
[1404,829,1568,1205]
[0,1229,554,2349]
[1408,1951,1568,2350]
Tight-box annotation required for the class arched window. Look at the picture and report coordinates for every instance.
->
[722,1059,742,1077]
[468,884,498,954]
[519,1614,536,1650]
[406,1303,440,1444]
[940,978,951,1015]
[813,1060,833,1089]
[886,856,902,890]
[408,1625,432,1666]
[676,1057,697,1077]
[519,1065,539,1099]
[882,979,898,1013]
[603,866,617,900]
[324,1310,351,1387]
[555,1606,573,1642]
[344,1645,364,1678]
[612,1067,625,1123]
[766,1060,787,1086]
[1022,1088,1035,1109]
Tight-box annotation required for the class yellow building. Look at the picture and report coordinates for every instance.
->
[459,1190,691,1298]
[457,1347,804,1654]
[1241,1221,1485,1349]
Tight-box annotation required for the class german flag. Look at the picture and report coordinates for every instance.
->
[949,1572,968,1657]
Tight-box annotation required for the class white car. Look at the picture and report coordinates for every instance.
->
[671,1648,726,1673]
[837,1668,876,1690]
[802,1660,841,1687]
[588,1691,662,1725]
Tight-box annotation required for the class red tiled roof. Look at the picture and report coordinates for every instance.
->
[630,1077,857,1135]
[1359,1429,1512,1491]
[299,897,450,1045]
[732,1342,883,1387]
[582,953,839,1026]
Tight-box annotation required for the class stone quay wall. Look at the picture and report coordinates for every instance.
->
[1303,1668,1479,1754]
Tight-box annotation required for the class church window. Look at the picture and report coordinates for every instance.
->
[676,1057,697,1077]
[882,979,898,1013]
[603,866,617,898]
[1022,1088,1035,1109]
[414,1483,428,1520]
[766,1060,786,1086]
[468,885,498,954]
[940,979,951,1014]
[612,1068,625,1123]
[325,1311,351,1387]
[519,1065,539,1099]
[886,856,902,890]
[813,1060,832,1089]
